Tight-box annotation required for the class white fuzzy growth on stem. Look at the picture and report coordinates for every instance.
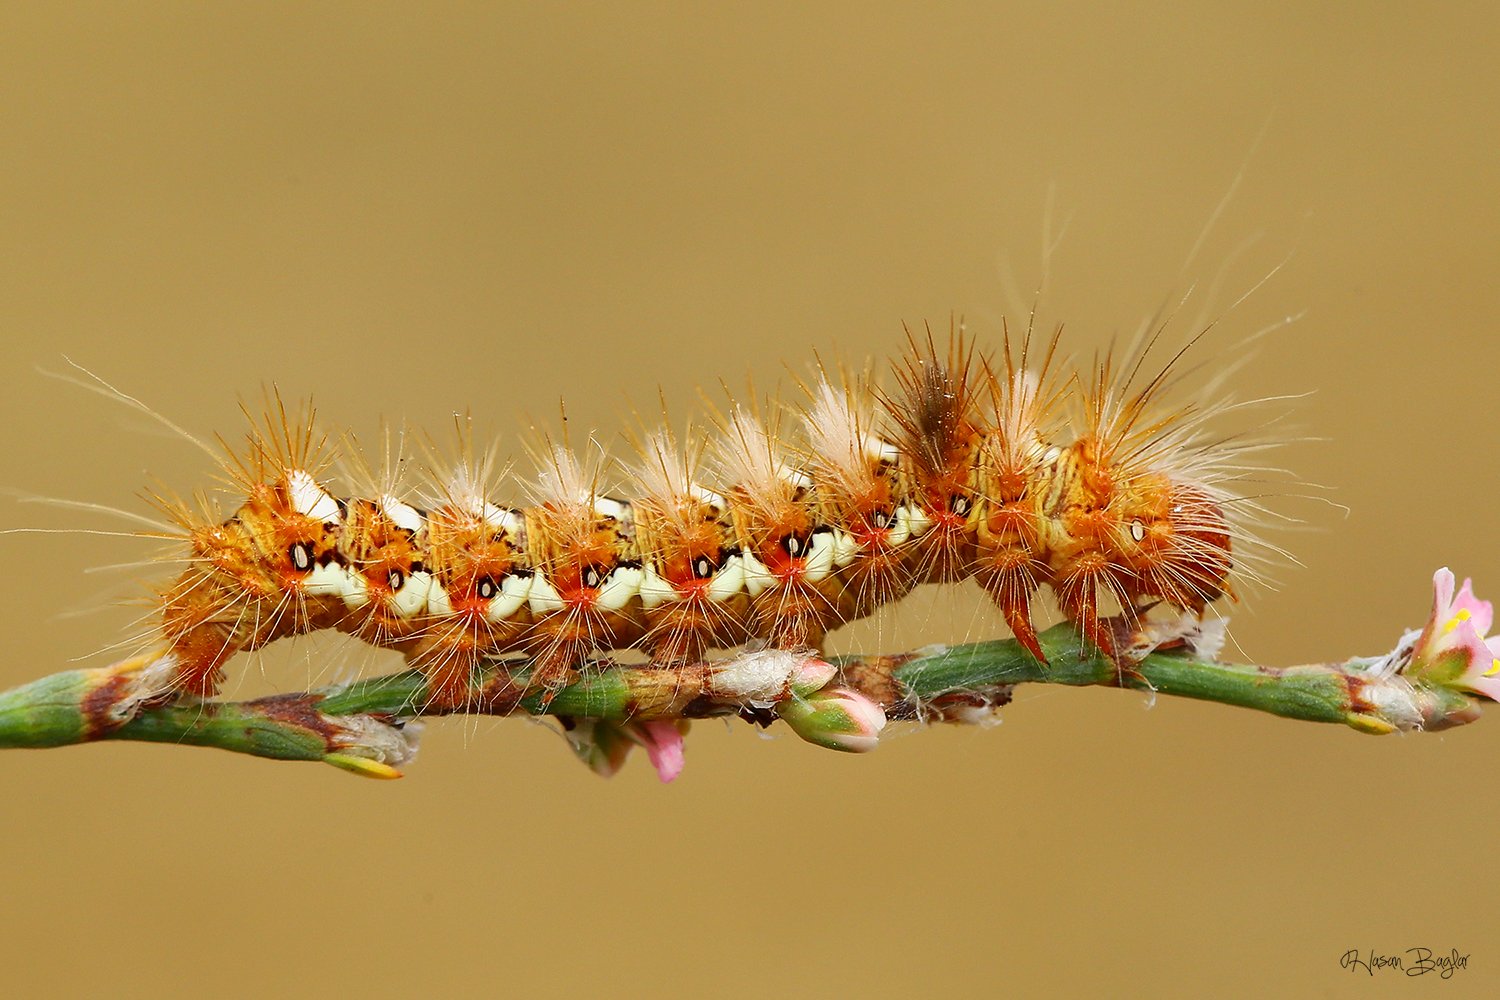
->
[708,648,824,708]
[330,716,423,766]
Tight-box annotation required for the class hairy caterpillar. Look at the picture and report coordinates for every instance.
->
[96,324,1274,709]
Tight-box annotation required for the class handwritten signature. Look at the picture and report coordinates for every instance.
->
[1341,948,1470,979]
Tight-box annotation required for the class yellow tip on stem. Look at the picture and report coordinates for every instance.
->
[1344,713,1397,736]
[322,753,404,779]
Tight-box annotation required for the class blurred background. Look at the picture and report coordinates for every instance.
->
[1,3,1497,997]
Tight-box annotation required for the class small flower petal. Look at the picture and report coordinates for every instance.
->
[1461,669,1500,702]
[1433,567,1456,616]
[1452,577,1494,636]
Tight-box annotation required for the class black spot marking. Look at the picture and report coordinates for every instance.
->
[387,569,405,592]
[872,509,890,529]
[781,533,808,558]
[583,565,604,589]
[694,556,714,579]
[477,577,498,600]
[290,542,313,573]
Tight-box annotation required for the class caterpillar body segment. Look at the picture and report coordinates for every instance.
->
[520,445,646,698]
[334,494,435,654]
[968,325,1069,664]
[713,408,847,653]
[405,494,533,709]
[1031,435,1142,661]
[327,429,441,656]
[628,428,751,668]
[134,329,1257,704]
[798,371,920,625]
[880,328,986,586]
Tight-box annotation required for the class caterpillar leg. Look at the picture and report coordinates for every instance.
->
[525,629,591,701]
[1055,561,1151,687]
[157,572,242,697]
[525,568,647,702]
[407,627,486,711]
[161,625,236,698]
[976,555,1047,665]
[992,582,1047,666]
[419,653,480,711]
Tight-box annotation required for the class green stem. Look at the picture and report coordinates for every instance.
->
[889,626,1479,734]
[892,629,1356,723]
[0,622,1484,776]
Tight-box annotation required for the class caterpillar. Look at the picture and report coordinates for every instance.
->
[109,324,1274,709]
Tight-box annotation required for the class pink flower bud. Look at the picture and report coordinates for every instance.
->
[625,719,689,783]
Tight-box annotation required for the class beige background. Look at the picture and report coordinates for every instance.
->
[1,4,1497,997]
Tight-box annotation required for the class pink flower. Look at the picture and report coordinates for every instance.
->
[625,719,689,783]
[1404,568,1500,700]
